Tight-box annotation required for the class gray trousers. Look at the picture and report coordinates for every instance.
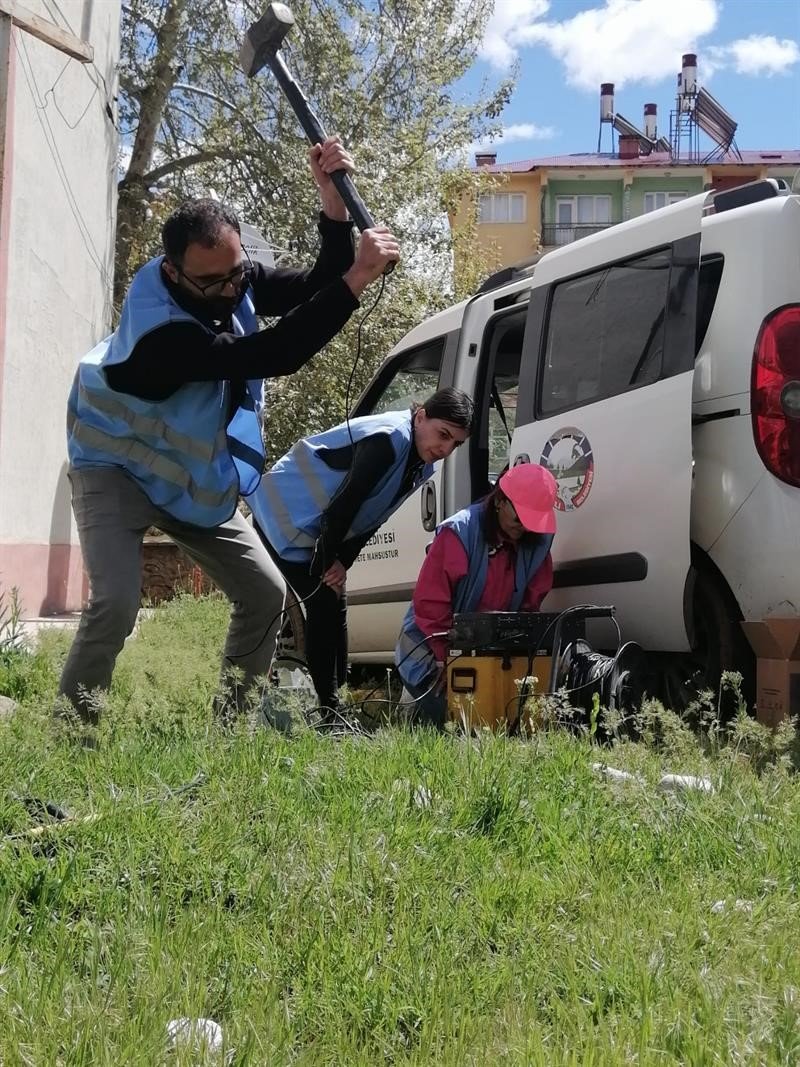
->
[58,466,286,723]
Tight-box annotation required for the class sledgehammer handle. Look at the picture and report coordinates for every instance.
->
[269,51,376,233]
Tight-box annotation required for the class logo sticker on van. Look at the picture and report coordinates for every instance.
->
[540,427,595,511]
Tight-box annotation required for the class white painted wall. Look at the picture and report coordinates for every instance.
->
[0,0,119,609]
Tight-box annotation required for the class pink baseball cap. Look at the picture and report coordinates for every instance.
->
[499,464,557,534]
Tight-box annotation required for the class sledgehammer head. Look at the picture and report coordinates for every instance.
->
[239,3,295,78]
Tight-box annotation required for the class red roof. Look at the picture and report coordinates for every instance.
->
[476,149,800,173]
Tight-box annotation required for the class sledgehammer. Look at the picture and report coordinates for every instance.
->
[240,3,380,239]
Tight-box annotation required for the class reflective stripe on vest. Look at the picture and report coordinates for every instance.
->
[77,380,228,464]
[67,256,265,527]
[395,502,554,688]
[252,470,316,549]
[249,410,434,562]
[68,420,240,514]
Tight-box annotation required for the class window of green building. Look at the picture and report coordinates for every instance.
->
[644,191,687,212]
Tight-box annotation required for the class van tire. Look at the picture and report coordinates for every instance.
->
[649,557,755,716]
[277,587,306,661]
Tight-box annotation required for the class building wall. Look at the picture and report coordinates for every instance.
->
[475,173,541,267]
[707,165,765,193]
[0,0,120,617]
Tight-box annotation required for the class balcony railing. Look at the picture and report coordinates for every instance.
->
[541,222,619,247]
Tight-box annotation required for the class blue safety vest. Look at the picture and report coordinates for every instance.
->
[250,410,434,562]
[396,502,554,688]
[67,256,265,527]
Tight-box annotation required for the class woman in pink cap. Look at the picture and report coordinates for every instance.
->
[395,464,558,728]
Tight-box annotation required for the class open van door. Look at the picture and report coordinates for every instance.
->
[344,314,462,661]
[510,194,706,652]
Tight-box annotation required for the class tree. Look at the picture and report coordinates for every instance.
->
[117,0,511,455]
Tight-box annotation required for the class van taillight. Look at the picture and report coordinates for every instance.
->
[751,304,800,488]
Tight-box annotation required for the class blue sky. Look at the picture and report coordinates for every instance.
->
[460,0,800,162]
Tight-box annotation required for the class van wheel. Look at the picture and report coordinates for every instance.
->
[277,587,306,661]
[648,564,754,716]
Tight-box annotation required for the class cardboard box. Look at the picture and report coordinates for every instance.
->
[741,618,800,727]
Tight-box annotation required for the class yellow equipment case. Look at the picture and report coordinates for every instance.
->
[447,652,552,731]
[442,607,640,734]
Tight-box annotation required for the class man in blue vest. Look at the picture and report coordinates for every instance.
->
[60,137,400,726]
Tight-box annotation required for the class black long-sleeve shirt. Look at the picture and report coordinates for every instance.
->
[106,213,358,401]
[313,426,425,571]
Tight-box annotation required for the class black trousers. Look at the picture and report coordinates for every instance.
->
[262,539,348,711]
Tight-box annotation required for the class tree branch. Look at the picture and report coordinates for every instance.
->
[140,148,249,186]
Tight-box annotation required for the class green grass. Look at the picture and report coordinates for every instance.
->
[1,595,800,1065]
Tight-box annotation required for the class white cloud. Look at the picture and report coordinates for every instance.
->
[709,35,800,77]
[459,122,556,163]
[480,0,550,70]
[480,0,799,90]
[475,121,556,148]
[481,0,720,90]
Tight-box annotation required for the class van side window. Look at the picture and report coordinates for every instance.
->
[471,308,526,497]
[359,338,444,416]
[539,249,672,416]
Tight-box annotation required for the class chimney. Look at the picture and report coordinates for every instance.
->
[681,52,697,94]
[618,134,640,160]
[600,82,614,121]
[644,103,657,140]
[475,151,497,167]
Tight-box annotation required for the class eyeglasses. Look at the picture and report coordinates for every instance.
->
[175,249,255,298]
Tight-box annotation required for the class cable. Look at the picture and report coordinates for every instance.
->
[42,0,117,126]
[345,272,387,449]
[225,578,323,664]
[506,614,625,728]
[14,36,112,291]
[49,63,99,131]
[279,628,451,732]
[285,606,624,735]
[503,611,564,734]
[30,50,99,132]
[229,270,390,677]
[307,639,464,732]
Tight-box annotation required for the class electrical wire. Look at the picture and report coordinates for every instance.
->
[33,0,396,728]
[232,265,391,681]
[27,48,99,133]
[301,632,460,731]
[42,0,117,127]
[225,578,323,664]
[266,629,452,733]
[14,35,113,291]
[48,59,100,131]
[345,272,386,449]
[505,613,625,728]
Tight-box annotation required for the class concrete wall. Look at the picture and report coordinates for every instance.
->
[0,0,120,617]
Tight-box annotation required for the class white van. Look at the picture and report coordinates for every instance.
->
[286,179,800,706]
